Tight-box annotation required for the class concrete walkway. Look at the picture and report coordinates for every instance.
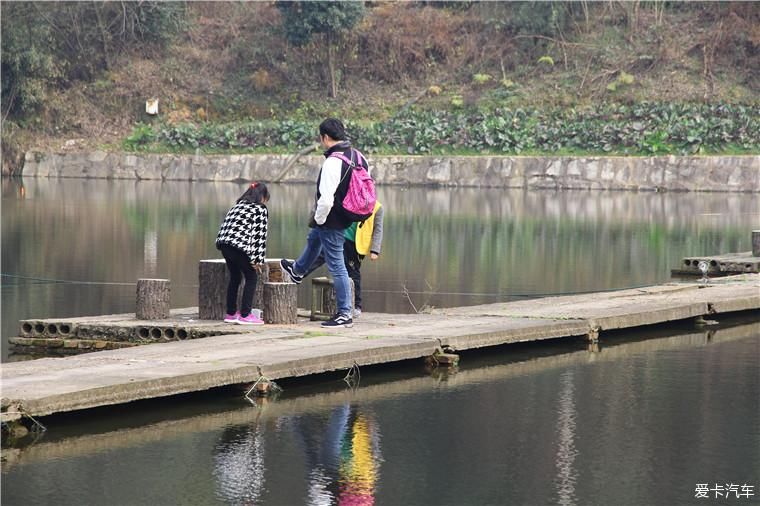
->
[2,275,758,418]
[4,318,757,469]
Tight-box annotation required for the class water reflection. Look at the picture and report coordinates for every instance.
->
[214,421,267,505]
[1,319,757,505]
[2,178,758,352]
[285,404,382,506]
[212,403,382,506]
[554,371,578,506]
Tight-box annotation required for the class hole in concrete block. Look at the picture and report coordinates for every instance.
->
[21,323,33,336]
[710,260,717,267]
[164,328,175,339]
[177,329,188,340]
[59,324,72,335]
[138,327,149,339]
[150,328,162,339]
[34,323,45,335]
[47,324,58,335]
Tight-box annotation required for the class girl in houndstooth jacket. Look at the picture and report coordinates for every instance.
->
[215,182,269,325]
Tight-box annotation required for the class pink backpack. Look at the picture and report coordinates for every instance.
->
[330,149,377,222]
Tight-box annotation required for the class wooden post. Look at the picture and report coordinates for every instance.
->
[310,277,354,321]
[265,259,284,282]
[199,259,228,320]
[753,230,760,257]
[253,262,270,310]
[136,279,170,320]
[263,282,298,324]
[199,259,271,320]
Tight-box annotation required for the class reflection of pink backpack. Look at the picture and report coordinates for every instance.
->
[330,149,377,222]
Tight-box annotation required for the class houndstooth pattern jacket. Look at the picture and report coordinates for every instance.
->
[215,201,268,264]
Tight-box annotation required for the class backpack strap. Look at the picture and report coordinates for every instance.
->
[329,151,354,167]
[330,149,367,170]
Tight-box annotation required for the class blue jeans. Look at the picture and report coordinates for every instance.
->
[293,227,352,316]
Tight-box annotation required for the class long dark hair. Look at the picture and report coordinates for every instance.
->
[237,181,269,205]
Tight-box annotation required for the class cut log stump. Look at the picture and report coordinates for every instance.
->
[263,282,297,324]
[199,259,228,320]
[136,279,170,320]
[199,259,270,320]
[310,277,355,321]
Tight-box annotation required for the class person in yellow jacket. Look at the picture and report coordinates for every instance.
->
[305,201,384,319]
[343,201,384,318]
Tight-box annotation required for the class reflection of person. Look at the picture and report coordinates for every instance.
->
[286,404,381,505]
[338,411,379,506]
[280,118,358,329]
[306,202,385,319]
[215,182,269,325]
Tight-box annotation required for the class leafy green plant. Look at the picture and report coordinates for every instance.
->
[123,123,156,150]
[607,71,635,92]
[472,73,493,85]
[142,102,759,156]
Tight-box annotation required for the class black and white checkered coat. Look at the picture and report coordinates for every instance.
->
[215,201,268,264]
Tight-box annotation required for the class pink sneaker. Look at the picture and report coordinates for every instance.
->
[223,312,240,323]
[237,313,264,325]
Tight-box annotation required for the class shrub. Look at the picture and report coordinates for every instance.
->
[146,102,759,155]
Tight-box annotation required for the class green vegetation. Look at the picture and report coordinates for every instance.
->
[126,103,759,156]
[2,1,758,172]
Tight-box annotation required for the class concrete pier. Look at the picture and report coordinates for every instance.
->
[4,318,757,470]
[2,275,758,420]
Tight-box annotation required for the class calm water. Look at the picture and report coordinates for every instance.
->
[2,177,759,505]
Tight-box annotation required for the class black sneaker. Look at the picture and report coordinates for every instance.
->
[280,259,303,284]
[321,313,353,328]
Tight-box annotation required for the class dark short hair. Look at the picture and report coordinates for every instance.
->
[319,118,347,141]
[238,181,270,205]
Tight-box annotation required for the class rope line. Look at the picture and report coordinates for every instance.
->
[2,272,654,299]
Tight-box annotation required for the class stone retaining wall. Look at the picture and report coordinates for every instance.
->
[19,151,760,192]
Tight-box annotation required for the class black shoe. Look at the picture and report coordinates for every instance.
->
[280,259,303,284]
[321,313,353,328]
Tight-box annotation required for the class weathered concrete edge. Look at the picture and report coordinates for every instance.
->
[440,319,590,351]
[709,295,760,314]
[589,303,709,331]
[19,151,760,192]
[9,339,441,417]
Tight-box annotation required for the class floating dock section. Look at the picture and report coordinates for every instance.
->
[2,275,758,421]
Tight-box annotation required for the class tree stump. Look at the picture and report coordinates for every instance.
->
[310,277,354,321]
[199,259,271,320]
[199,259,229,320]
[265,259,284,282]
[136,279,170,320]
[262,282,297,324]
[253,262,270,310]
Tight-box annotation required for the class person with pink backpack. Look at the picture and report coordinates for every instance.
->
[281,118,375,328]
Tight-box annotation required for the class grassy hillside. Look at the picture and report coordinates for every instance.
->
[2,1,758,171]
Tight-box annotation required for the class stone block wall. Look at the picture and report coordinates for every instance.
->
[18,151,760,192]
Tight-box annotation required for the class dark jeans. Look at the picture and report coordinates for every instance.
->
[219,244,258,317]
[305,239,363,309]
